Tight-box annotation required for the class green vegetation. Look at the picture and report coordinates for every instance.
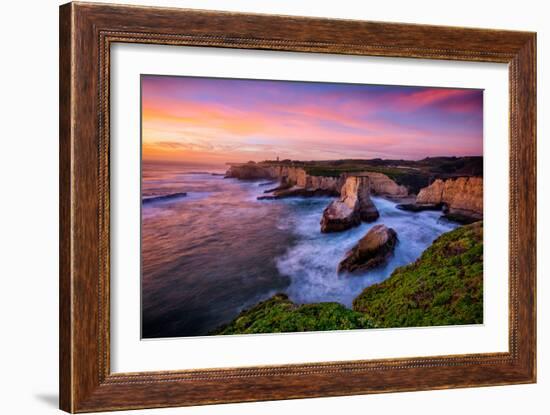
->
[216,223,483,335]
[352,221,483,327]
[214,293,377,335]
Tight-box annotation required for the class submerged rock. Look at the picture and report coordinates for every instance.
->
[320,176,379,233]
[396,203,442,212]
[258,186,338,200]
[338,224,398,273]
[142,192,187,205]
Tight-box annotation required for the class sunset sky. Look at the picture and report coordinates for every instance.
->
[141,75,483,166]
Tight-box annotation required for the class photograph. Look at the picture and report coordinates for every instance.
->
[140,75,484,339]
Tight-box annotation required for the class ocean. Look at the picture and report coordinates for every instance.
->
[141,162,458,338]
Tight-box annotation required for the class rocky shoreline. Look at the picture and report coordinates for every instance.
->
[225,160,483,270]
[216,159,484,334]
[225,162,410,199]
[226,160,483,224]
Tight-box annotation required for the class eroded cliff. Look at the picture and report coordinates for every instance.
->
[225,163,408,198]
[416,177,483,221]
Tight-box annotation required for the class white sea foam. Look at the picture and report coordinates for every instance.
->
[275,196,458,307]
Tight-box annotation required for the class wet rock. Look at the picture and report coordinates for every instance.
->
[338,224,398,273]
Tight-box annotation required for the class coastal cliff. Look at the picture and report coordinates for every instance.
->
[416,177,483,221]
[225,163,343,193]
[225,162,408,198]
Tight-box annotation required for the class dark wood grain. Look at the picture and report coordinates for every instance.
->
[59,2,536,412]
[59,3,73,411]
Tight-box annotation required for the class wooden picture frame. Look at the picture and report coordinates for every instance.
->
[59,2,536,412]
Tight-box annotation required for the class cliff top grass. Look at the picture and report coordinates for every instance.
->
[213,293,377,335]
[352,221,483,327]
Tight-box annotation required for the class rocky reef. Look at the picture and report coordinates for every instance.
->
[320,176,379,233]
[338,224,398,273]
[397,177,482,223]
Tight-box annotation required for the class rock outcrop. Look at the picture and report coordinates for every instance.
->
[320,176,379,233]
[415,177,483,221]
[338,224,398,273]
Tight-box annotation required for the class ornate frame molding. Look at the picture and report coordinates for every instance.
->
[60,2,536,412]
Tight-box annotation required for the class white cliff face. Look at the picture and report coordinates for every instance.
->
[416,177,483,219]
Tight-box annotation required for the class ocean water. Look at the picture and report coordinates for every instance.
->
[141,163,458,338]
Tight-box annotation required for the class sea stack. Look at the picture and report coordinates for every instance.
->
[320,176,379,233]
[338,224,398,273]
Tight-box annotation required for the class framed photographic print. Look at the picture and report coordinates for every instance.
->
[59,2,536,412]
